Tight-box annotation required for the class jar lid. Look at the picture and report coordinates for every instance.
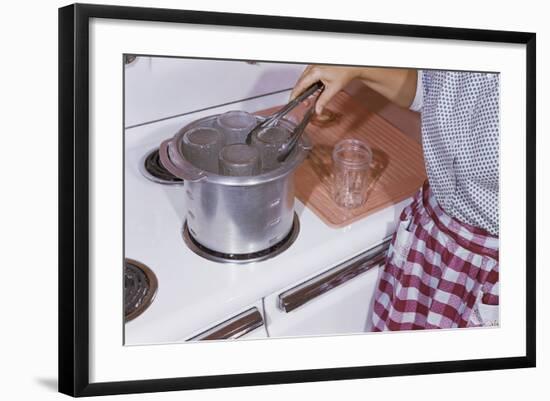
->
[219,144,260,166]
[216,110,257,131]
[256,126,291,145]
[183,127,223,146]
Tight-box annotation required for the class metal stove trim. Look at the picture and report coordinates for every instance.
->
[124,258,159,322]
[138,148,184,185]
[187,307,264,341]
[278,236,392,313]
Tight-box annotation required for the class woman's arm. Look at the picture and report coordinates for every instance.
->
[290,65,417,114]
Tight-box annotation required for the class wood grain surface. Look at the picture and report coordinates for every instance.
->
[256,91,426,228]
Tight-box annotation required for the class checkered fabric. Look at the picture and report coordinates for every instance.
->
[372,181,499,331]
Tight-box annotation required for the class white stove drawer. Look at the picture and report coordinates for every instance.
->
[263,239,390,338]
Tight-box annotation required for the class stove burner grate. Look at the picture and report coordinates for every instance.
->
[140,148,183,184]
[182,214,300,264]
[124,259,158,322]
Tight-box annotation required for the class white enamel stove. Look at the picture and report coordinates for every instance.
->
[123,57,409,345]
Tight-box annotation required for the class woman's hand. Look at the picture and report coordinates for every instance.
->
[290,65,418,112]
[290,65,365,114]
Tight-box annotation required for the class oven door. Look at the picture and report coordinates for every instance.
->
[263,239,390,338]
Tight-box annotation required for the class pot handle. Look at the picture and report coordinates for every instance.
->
[159,137,208,182]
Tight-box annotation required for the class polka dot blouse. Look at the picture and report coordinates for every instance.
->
[410,70,500,236]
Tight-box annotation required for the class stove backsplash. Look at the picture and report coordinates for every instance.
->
[124,56,305,129]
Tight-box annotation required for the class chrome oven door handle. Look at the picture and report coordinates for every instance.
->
[187,307,264,341]
[278,237,392,313]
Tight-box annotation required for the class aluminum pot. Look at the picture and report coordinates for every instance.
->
[159,114,311,255]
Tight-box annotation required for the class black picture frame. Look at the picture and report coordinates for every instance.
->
[58,3,536,397]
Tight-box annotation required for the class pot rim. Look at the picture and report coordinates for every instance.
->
[165,114,311,186]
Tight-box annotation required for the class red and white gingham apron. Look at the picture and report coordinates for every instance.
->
[372,182,499,331]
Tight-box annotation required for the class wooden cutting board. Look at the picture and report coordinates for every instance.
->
[256,91,426,228]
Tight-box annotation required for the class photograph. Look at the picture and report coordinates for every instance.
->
[124,57,500,344]
[56,2,536,396]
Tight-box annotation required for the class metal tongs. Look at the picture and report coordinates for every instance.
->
[245,81,324,161]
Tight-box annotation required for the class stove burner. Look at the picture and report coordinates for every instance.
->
[140,148,183,184]
[124,259,158,322]
[182,214,300,264]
